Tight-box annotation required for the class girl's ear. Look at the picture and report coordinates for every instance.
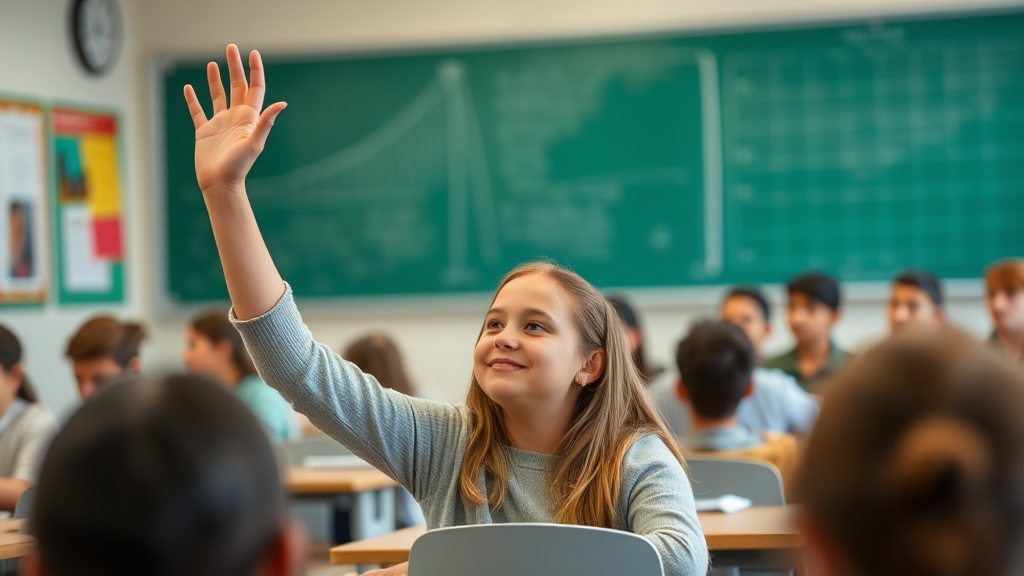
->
[259,519,307,576]
[576,349,606,386]
[21,548,45,576]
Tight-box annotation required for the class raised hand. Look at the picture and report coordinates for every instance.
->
[184,44,287,193]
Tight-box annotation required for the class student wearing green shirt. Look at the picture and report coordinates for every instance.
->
[182,311,295,443]
[764,272,849,393]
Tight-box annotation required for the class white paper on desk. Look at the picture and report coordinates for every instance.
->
[302,454,375,469]
[0,109,47,294]
[62,205,110,292]
[694,495,752,514]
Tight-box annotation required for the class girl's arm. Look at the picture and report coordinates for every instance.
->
[183,44,287,320]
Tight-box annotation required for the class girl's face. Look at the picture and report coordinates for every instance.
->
[474,274,587,411]
[181,328,229,380]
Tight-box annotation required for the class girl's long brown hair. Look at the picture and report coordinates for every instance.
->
[458,262,683,527]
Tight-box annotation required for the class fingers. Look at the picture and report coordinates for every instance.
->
[246,50,266,112]
[182,84,208,130]
[226,44,249,108]
[207,62,227,114]
[248,102,287,155]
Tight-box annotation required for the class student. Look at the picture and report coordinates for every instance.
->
[651,286,818,437]
[763,272,849,392]
[22,375,304,576]
[0,325,57,512]
[65,316,146,399]
[798,327,1024,576]
[607,296,661,382]
[887,268,944,333]
[984,258,1024,361]
[182,45,707,576]
[183,310,296,443]
[675,320,800,493]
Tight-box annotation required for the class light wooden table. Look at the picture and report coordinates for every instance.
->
[0,519,33,561]
[330,505,801,565]
[285,467,397,495]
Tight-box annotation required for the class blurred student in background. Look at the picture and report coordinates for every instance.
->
[651,286,818,437]
[764,272,849,393]
[342,334,426,528]
[607,296,662,382]
[0,325,57,513]
[798,327,1024,576]
[65,316,146,399]
[183,311,295,443]
[22,375,305,576]
[887,268,944,333]
[985,258,1024,361]
[675,320,799,492]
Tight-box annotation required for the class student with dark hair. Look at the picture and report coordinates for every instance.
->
[22,375,305,576]
[607,296,661,382]
[888,268,944,333]
[65,316,146,399]
[183,310,295,443]
[0,324,57,513]
[984,258,1024,361]
[764,272,849,392]
[798,327,1024,576]
[675,321,799,492]
[651,286,818,437]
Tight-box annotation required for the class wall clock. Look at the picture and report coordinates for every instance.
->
[70,0,121,75]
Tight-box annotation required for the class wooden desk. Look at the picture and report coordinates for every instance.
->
[330,505,800,565]
[0,519,33,561]
[285,467,397,495]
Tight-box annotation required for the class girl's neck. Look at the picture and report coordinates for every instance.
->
[502,404,574,455]
[996,329,1024,358]
[219,366,245,388]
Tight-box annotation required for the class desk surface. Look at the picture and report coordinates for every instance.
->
[0,519,32,561]
[286,467,398,495]
[330,505,801,565]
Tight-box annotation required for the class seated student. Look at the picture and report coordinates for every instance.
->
[64,316,146,399]
[798,327,1024,576]
[607,296,662,382]
[675,320,800,493]
[887,268,944,333]
[21,374,304,576]
[183,311,296,443]
[984,258,1024,361]
[763,272,849,392]
[0,325,57,513]
[651,286,818,437]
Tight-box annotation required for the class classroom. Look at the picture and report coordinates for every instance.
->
[1,0,1024,575]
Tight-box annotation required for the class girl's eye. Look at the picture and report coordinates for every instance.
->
[526,322,547,332]
[486,320,503,330]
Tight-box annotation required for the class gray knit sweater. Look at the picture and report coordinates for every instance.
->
[233,285,709,576]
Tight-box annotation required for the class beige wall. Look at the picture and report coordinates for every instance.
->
[1,0,1014,416]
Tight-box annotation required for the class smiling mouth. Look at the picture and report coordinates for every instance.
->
[488,358,525,370]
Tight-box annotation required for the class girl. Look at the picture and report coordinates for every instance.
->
[798,327,1024,576]
[182,311,296,443]
[0,324,57,513]
[183,45,707,576]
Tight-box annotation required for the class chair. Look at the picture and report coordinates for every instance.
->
[13,485,34,520]
[685,457,785,506]
[408,523,663,576]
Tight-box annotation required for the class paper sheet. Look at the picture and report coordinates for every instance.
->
[62,205,110,292]
[0,108,46,295]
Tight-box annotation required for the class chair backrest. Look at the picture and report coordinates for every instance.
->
[281,437,351,466]
[14,485,35,520]
[685,457,785,506]
[408,523,664,576]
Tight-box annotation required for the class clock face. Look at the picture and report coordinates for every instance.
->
[72,0,121,74]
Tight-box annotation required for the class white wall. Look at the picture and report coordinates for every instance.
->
[1,0,1014,416]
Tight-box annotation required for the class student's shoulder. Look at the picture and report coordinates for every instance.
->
[16,403,58,434]
[237,376,288,406]
[621,434,685,478]
[761,349,796,371]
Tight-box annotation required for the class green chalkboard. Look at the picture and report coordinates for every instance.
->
[162,9,1024,302]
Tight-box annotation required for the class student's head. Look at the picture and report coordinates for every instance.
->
[0,324,39,414]
[183,310,257,387]
[798,328,1024,576]
[65,316,146,399]
[462,261,680,527]
[985,259,1024,338]
[24,374,303,576]
[888,268,944,333]
[607,296,657,381]
[785,272,841,345]
[342,334,415,396]
[720,286,772,353]
[674,320,756,421]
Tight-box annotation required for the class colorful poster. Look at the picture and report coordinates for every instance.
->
[52,107,124,303]
[0,98,48,305]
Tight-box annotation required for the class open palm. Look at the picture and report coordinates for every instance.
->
[184,45,286,193]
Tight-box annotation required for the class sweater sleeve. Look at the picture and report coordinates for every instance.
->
[231,284,466,500]
[619,435,709,576]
